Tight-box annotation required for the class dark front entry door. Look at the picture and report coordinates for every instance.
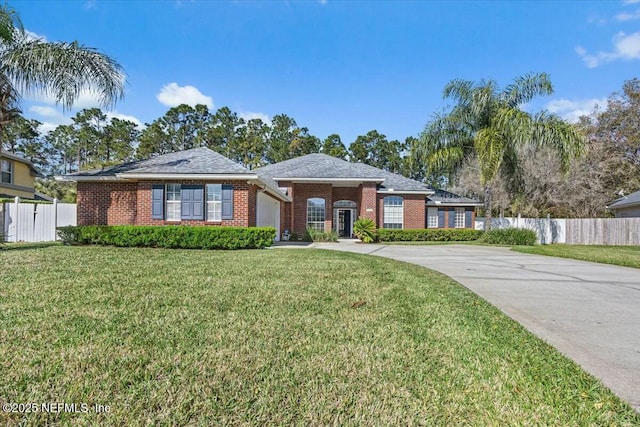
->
[338,209,352,237]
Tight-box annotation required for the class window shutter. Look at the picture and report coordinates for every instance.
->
[448,208,456,228]
[437,209,445,228]
[193,186,204,220]
[465,209,472,228]
[152,185,164,219]
[181,187,193,220]
[222,184,234,220]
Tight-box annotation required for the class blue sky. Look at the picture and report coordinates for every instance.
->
[14,0,640,145]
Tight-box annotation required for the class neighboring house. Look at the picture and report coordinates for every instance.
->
[607,190,640,218]
[0,150,44,199]
[58,148,480,239]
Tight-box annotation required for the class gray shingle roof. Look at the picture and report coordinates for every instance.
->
[254,153,433,193]
[427,189,481,205]
[608,190,640,209]
[64,147,251,177]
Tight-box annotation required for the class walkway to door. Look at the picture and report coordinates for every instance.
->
[308,242,640,411]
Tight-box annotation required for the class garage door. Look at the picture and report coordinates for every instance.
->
[256,192,281,241]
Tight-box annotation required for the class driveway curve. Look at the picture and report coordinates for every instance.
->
[310,242,640,411]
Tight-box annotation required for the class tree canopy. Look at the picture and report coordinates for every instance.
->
[419,73,584,228]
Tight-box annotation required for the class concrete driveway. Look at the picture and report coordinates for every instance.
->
[308,242,640,410]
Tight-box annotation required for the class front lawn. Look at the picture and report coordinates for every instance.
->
[0,246,637,425]
[512,244,640,269]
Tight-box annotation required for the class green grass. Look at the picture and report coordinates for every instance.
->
[0,246,638,425]
[513,245,640,269]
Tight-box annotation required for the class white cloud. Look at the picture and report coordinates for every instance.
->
[27,88,104,110]
[156,83,213,108]
[615,9,640,21]
[545,98,607,123]
[25,29,47,42]
[28,104,143,133]
[105,111,144,128]
[576,31,640,67]
[239,111,271,125]
[29,105,63,119]
[29,105,73,134]
[624,0,640,4]
[38,122,64,135]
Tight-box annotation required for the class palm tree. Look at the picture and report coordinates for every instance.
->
[0,3,125,131]
[419,73,583,230]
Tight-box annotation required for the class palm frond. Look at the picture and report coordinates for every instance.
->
[530,111,585,173]
[502,72,553,107]
[443,79,475,105]
[1,39,126,110]
[0,3,22,43]
[474,127,505,184]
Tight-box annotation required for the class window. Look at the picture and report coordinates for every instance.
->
[383,196,403,229]
[307,198,325,232]
[207,184,222,221]
[427,207,438,228]
[165,184,181,221]
[1,159,12,184]
[455,207,465,228]
[334,200,356,209]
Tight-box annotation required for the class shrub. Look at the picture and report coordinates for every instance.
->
[353,217,376,243]
[56,225,276,249]
[375,228,484,242]
[304,226,339,242]
[480,228,537,246]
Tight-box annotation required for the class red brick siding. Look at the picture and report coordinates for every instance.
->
[378,193,426,230]
[403,194,426,229]
[359,183,378,223]
[77,182,137,226]
[78,180,254,227]
[291,183,333,235]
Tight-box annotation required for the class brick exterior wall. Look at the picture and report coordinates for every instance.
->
[77,182,137,226]
[77,180,257,227]
[359,183,378,223]
[291,183,333,235]
[402,194,426,229]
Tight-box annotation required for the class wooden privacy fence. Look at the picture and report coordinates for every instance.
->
[476,216,640,245]
[565,218,640,245]
[1,197,77,243]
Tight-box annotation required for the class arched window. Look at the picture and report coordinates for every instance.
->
[307,198,326,232]
[383,196,403,229]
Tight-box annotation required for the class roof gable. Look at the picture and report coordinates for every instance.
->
[64,147,251,177]
[254,153,433,193]
[608,189,640,209]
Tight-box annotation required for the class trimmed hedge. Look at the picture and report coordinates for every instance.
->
[57,225,277,249]
[480,228,537,246]
[376,228,484,242]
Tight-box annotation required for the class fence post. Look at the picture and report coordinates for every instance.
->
[13,196,20,242]
[53,198,58,241]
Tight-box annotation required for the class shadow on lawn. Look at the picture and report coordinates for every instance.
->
[1,241,62,251]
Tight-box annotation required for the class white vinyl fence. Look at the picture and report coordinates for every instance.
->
[1,197,77,243]
[476,215,640,245]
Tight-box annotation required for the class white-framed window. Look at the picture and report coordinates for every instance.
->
[427,207,438,228]
[165,183,181,221]
[207,184,222,222]
[307,198,326,232]
[1,159,12,184]
[383,196,403,229]
[455,207,465,228]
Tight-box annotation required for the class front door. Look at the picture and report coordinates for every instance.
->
[337,209,352,238]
